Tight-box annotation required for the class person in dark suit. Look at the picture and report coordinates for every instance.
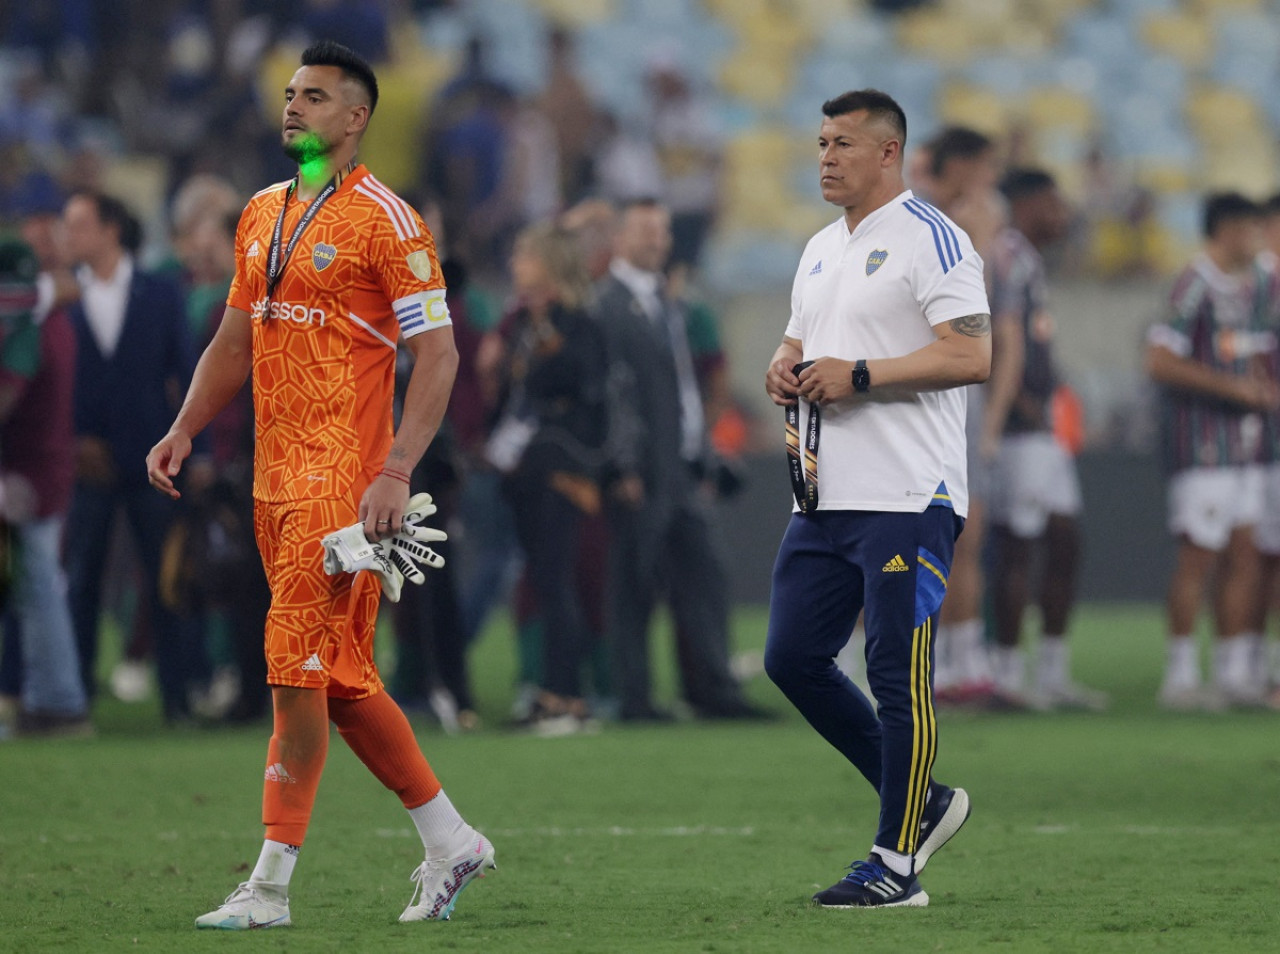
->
[62,190,199,722]
[595,198,765,721]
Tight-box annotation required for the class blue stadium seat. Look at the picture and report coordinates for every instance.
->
[1157,190,1203,247]
[703,233,809,293]
[1108,0,1180,21]
[960,54,1045,95]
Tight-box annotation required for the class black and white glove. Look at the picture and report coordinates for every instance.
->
[320,523,404,602]
[383,492,448,585]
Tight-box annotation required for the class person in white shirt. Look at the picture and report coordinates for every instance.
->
[61,190,196,722]
[763,89,990,908]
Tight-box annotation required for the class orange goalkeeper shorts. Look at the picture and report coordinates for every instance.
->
[253,496,384,698]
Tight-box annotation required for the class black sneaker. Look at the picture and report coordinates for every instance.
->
[916,784,970,873]
[812,854,928,908]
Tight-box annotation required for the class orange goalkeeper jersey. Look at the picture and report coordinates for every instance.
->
[228,165,451,502]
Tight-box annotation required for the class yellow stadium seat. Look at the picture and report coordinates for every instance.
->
[533,0,618,27]
[897,10,979,63]
[1016,0,1094,32]
[737,4,812,50]
[1132,163,1195,195]
[1201,139,1278,194]
[1185,84,1262,139]
[359,60,447,194]
[258,47,302,124]
[103,157,169,226]
[720,127,811,234]
[943,0,1017,23]
[719,47,795,108]
[1024,86,1094,136]
[1141,12,1212,69]
[937,83,1014,137]
[703,0,766,23]
[1188,0,1260,13]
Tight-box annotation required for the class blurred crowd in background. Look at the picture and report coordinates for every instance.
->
[3,0,1280,737]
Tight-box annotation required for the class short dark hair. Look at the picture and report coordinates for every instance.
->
[1000,167,1057,203]
[301,40,379,115]
[69,190,143,253]
[928,126,993,178]
[821,89,907,149]
[1262,193,1280,217]
[1202,192,1260,238]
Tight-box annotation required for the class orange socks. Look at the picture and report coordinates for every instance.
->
[329,690,441,809]
[262,686,330,847]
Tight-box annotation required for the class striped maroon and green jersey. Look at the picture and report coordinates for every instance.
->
[988,227,1055,434]
[1255,251,1280,464]
[1150,254,1280,473]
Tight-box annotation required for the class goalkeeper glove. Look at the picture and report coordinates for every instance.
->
[319,523,404,602]
[383,492,448,585]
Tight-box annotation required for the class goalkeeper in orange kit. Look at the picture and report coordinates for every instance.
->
[146,40,494,929]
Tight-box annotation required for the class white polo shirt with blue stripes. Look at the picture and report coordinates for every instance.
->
[784,189,989,518]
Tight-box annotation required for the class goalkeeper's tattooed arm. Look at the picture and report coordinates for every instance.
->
[147,306,253,499]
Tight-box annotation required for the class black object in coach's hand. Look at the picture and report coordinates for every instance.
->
[852,358,870,393]
[785,360,819,513]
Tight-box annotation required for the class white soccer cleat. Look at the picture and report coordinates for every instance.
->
[195,882,291,930]
[1158,675,1215,712]
[399,829,496,922]
[1032,679,1110,712]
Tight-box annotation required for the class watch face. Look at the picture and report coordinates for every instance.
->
[853,363,870,392]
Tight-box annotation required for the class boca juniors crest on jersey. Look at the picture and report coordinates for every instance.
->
[312,243,337,272]
[866,249,888,276]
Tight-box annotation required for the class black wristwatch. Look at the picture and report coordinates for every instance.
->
[852,359,870,393]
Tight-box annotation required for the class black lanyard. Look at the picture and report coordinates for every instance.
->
[785,360,818,512]
[263,162,352,309]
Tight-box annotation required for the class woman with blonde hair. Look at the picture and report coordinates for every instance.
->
[486,221,608,734]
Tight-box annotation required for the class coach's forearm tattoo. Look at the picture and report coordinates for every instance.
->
[951,313,991,337]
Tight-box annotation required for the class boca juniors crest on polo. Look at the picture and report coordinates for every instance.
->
[312,243,337,272]
[866,249,888,276]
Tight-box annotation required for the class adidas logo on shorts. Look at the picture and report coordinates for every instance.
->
[301,654,325,672]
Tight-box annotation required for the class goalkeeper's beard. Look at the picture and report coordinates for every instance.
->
[282,130,332,166]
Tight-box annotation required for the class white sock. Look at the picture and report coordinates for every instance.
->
[1244,633,1267,691]
[249,840,299,893]
[1215,634,1254,688]
[933,625,955,690]
[1037,636,1068,690]
[873,846,914,877]
[1166,635,1199,685]
[957,618,992,685]
[992,645,1024,695]
[408,790,470,856]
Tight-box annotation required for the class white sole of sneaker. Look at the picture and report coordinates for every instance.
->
[915,787,970,873]
[195,912,291,930]
[817,890,930,909]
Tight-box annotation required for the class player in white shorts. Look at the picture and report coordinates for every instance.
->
[1147,192,1280,709]
[1251,193,1280,708]
[985,169,1105,710]
[911,127,1004,704]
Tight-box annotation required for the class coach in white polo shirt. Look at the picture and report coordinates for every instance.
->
[763,89,990,909]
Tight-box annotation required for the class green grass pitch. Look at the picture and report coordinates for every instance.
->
[2,602,1278,953]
